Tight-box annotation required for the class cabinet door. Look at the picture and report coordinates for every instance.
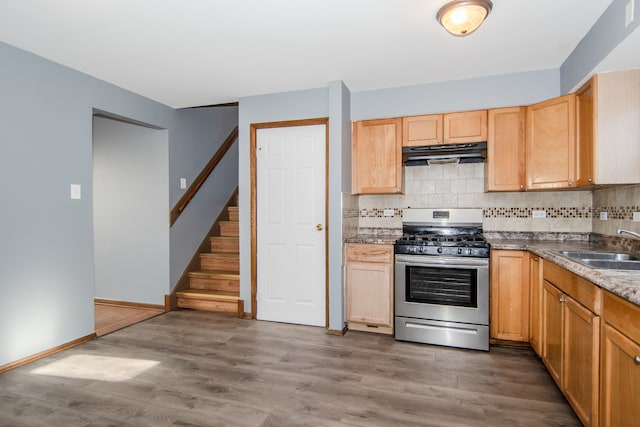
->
[526,94,576,190]
[352,118,402,194]
[563,297,599,427]
[575,77,595,187]
[402,114,443,146]
[600,323,640,427]
[490,250,530,342]
[529,254,543,356]
[486,107,526,192]
[443,110,487,144]
[595,69,640,184]
[542,281,564,386]
[345,261,393,328]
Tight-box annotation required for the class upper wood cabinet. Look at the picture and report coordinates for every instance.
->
[490,250,530,342]
[444,110,488,144]
[402,114,443,146]
[526,94,577,190]
[485,107,526,192]
[576,78,595,186]
[579,70,640,185]
[352,118,403,194]
[402,110,487,147]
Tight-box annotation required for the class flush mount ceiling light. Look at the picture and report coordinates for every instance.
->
[437,0,493,37]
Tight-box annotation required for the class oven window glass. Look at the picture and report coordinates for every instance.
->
[405,265,478,308]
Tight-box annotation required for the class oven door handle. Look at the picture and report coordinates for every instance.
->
[395,254,489,268]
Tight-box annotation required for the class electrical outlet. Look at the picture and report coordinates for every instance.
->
[626,0,635,27]
[532,210,546,219]
[600,211,608,221]
[383,209,395,217]
[180,178,187,189]
[633,212,640,222]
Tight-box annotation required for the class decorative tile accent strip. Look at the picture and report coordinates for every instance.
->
[359,208,403,218]
[483,207,593,219]
[593,206,640,220]
[343,208,359,219]
[358,206,595,220]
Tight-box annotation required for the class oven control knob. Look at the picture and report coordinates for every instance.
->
[457,248,463,255]
[467,249,473,255]
[437,247,443,254]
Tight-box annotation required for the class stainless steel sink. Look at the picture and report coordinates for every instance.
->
[554,250,640,270]
[578,259,640,270]
[558,250,640,261]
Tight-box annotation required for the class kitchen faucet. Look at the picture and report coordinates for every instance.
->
[617,229,640,239]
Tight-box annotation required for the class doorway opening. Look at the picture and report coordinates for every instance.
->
[250,118,329,327]
[92,113,169,333]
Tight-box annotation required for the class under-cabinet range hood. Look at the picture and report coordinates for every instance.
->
[403,142,487,166]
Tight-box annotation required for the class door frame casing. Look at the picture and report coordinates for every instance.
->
[250,118,330,327]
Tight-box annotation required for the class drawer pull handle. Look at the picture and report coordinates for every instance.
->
[635,356,640,365]
[559,297,566,303]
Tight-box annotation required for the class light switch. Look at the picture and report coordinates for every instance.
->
[180,178,187,189]
[70,184,81,200]
[633,212,640,222]
[626,0,635,27]
[383,209,395,217]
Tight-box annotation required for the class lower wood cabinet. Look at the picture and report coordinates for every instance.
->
[600,290,640,427]
[563,296,600,426]
[529,254,543,356]
[345,243,393,334]
[490,250,530,342]
[542,261,600,427]
[542,280,564,384]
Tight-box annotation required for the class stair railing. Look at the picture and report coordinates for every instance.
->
[169,126,239,227]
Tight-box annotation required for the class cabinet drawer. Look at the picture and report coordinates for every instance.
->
[543,261,601,313]
[345,243,393,263]
[603,290,640,344]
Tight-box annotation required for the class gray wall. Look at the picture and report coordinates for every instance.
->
[238,87,330,318]
[351,69,560,121]
[93,117,169,305]
[328,81,352,330]
[0,41,237,367]
[561,0,640,93]
[169,107,239,286]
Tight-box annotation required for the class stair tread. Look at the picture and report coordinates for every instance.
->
[200,253,239,258]
[209,236,238,240]
[177,290,239,301]
[189,270,239,279]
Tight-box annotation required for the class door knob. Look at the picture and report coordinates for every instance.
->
[316,224,324,231]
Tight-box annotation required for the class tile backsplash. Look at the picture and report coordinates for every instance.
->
[592,184,640,236]
[357,163,594,233]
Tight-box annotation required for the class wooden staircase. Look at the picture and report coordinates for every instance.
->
[176,199,242,315]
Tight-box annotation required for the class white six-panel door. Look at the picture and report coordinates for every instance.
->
[256,125,326,327]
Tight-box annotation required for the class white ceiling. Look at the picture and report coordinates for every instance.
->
[0,0,624,108]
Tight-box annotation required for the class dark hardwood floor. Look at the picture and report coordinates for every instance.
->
[0,311,580,426]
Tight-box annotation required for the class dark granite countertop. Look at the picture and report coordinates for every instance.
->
[487,237,640,307]
[344,230,640,306]
[344,234,399,245]
[344,228,401,245]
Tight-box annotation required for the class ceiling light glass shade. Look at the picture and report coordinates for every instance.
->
[437,0,493,37]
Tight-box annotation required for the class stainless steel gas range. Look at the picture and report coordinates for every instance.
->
[394,208,490,351]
